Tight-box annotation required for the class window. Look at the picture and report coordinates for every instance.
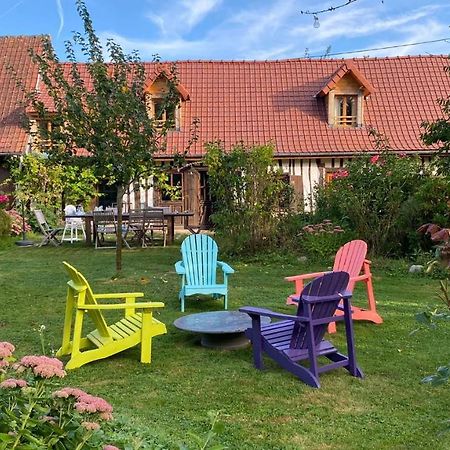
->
[153,97,176,128]
[334,95,357,127]
[146,94,178,130]
[161,172,182,201]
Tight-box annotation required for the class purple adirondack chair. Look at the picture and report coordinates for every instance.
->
[240,271,364,388]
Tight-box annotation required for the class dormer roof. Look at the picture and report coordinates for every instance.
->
[144,66,190,101]
[316,61,374,98]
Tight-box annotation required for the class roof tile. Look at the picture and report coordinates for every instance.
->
[0,35,43,154]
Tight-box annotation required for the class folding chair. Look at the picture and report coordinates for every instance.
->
[34,209,63,247]
[143,208,167,247]
[124,209,146,247]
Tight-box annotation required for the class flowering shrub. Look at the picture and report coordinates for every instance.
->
[0,194,8,209]
[300,220,353,260]
[0,342,120,449]
[314,149,430,256]
[4,208,31,236]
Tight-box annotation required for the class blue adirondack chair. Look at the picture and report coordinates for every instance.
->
[240,271,363,388]
[175,234,234,312]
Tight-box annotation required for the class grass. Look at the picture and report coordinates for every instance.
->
[0,240,449,449]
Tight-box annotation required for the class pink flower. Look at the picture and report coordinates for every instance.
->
[82,421,101,431]
[331,169,349,180]
[0,342,15,359]
[19,355,66,378]
[99,412,113,421]
[0,360,9,369]
[0,195,8,204]
[370,155,380,164]
[398,152,407,158]
[0,378,28,389]
[53,387,87,399]
[103,446,121,450]
[53,387,113,419]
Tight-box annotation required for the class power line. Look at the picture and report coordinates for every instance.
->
[308,37,450,58]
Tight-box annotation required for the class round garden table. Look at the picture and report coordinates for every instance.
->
[173,310,271,350]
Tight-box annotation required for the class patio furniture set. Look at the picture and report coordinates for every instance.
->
[57,235,383,388]
[34,207,194,248]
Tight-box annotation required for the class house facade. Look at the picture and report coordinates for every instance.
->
[1,35,450,224]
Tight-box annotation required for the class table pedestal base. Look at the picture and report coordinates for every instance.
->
[200,332,249,350]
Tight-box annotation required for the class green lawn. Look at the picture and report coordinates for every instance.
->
[0,241,448,449]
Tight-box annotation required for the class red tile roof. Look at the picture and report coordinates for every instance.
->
[157,56,450,157]
[0,36,43,155]
[31,50,450,158]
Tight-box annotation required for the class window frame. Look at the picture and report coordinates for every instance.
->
[334,94,358,127]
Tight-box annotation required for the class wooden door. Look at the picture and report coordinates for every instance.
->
[183,169,201,225]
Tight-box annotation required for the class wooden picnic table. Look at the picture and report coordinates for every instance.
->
[65,211,194,246]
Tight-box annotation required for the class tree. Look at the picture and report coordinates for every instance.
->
[23,0,180,271]
[422,65,450,174]
[7,153,97,212]
[204,142,292,255]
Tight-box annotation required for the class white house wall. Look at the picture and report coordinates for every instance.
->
[277,157,350,211]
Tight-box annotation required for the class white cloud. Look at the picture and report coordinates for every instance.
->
[55,0,64,39]
[145,13,167,36]
[96,1,450,61]
[180,0,222,29]
[98,31,218,60]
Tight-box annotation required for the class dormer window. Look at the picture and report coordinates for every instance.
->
[144,71,190,131]
[335,95,357,127]
[153,97,176,129]
[316,62,374,129]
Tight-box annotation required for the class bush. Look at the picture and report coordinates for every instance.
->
[204,142,293,255]
[4,209,32,236]
[299,220,354,261]
[0,209,11,236]
[314,150,431,256]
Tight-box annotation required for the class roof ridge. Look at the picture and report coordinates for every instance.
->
[0,34,48,40]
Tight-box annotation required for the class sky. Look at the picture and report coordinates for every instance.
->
[1,0,449,61]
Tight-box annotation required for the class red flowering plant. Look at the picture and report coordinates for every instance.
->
[0,194,8,209]
[0,342,120,449]
[314,130,426,256]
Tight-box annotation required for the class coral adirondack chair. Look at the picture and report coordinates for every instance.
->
[57,262,167,369]
[175,234,234,312]
[285,240,382,333]
[240,271,364,388]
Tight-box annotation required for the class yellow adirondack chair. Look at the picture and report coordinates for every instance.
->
[57,262,167,370]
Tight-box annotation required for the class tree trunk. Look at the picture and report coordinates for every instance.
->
[116,184,124,272]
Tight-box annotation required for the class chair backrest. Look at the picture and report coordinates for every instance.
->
[62,262,110,338]
[128,209,144,227]
[93,210,116,228]
[144,208,165,227]
[332,240,367,291]
[64,204,77,216]
[34,209,51,233]
[291,271,350,349]
[180,234,218,286]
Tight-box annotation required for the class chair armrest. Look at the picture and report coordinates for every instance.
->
[302,290,351,304]
[284,271,326,282]
[175,261,185,274]
[93,292,144,300]
[80,302,165,310]
[239,306,308,322]
[217,261,234,274]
